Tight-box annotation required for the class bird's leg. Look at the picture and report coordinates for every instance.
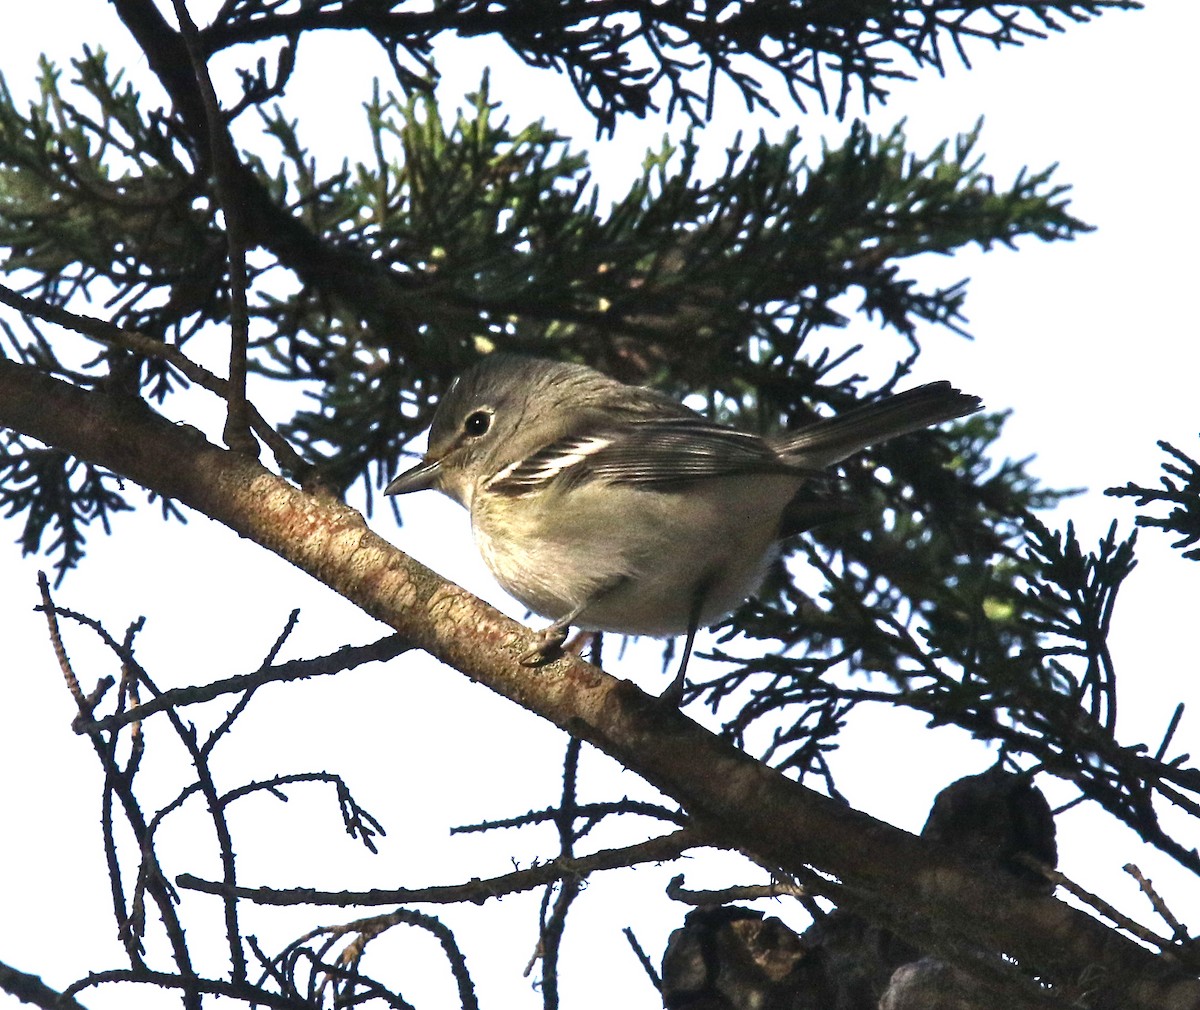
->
[565,629,598,656]
[660,582,709,707]
[518,579,626,667]
[518,606,584,666]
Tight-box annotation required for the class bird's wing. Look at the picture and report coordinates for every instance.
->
[487,416,812,495]
[772,381,982,467]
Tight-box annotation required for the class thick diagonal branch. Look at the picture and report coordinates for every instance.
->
[0,355,1196,1010]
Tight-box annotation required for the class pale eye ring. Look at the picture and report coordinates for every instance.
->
[463,410,492,437]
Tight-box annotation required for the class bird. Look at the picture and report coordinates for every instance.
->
[386,354,981,703]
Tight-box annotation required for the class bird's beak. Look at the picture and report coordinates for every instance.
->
[384,457,442,495]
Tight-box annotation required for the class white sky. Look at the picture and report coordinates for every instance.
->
[1,2,1199,1008]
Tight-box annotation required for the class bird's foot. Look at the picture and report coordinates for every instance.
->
[519,623,569,666]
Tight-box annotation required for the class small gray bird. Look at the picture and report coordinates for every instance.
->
[386,354,981,702]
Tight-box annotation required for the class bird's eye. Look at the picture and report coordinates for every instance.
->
[463,410,491,437]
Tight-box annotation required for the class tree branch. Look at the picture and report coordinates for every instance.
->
[177,829,700,907]
[0,280,307,476]
[66,968,306,1008]
[170,0,256,455]
[0,959,92,1010]
[665,873,807,906]
[1,355,1196,1010]
[72,633,411,735]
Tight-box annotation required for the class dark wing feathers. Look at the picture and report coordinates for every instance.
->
[772,381,981,468]
[487,416,810,495]
[485,381,980,496]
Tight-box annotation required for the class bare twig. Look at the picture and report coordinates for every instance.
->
[150,676,249,980]
[622,927,661,991]
[1124,864,1190,942]
[177,828,700,907]
[221,772,387,852]
[37,571,85,707]
[1018,857,1172,950]
[0,959,92,1010]
[66,968,303,1008]
[0,280,306,475]
[202,609,303,756]
[665,873,807,906]
[36,577,202,1008]
[530,736,585,1008]
[297,910,478,1010]
[452,797,687,834]
[74,634,412,735]
[170,0,256,455]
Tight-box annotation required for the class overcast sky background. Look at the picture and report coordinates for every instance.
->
[2,1,1199,1007]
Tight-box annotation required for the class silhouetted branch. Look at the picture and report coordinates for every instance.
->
[177,829,700,907]
[665,873,807,906]
[74,633,412,735]
[37,573,202,1010]
[66,968,312,1008]
[0,960,92,1010]
[452,798,688,835]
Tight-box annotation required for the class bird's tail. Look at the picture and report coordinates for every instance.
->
[773,381,982,468]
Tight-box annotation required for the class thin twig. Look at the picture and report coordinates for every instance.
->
[0,959,93,1010]
[452,797,687,834]
[665,873,807,906]
[170,0,256,455]
[622,928,661,991]
[1019,857,1172,950]
[178,828,701,907]
[1124,864,1189,942]
[306,910,478,1010]
[202,610,302,757]
[152,680,249,981]
[0,279,306,475]
[534,736,586,1008]
[75,634,412,735]
[37,571,85,707]
[66,968,303,1008]
[37,578,202,1007]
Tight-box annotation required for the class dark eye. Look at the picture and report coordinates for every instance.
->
[463,410,491,437]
